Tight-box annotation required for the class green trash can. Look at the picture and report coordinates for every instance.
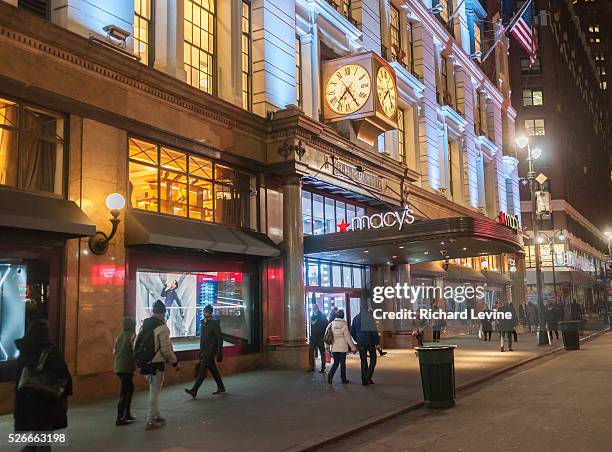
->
[415,345,457,408]
[558,320,584,350]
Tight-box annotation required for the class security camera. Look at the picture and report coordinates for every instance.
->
[103,24,131,43]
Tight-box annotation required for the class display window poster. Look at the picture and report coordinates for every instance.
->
[196,274,218,336]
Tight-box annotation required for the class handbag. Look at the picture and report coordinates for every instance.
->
[323,324,334,346]
[18,346,67,401]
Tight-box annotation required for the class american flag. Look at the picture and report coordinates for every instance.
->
[508,0,537,65]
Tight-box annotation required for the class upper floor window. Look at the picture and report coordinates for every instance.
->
[18,0,49,19]
[525,119,546,136]
[520,57,541,74]
[302,190,365,236]
[474,92,485,136]
[0,97,65,195]
[522,88,543,106]
[296,36,302,107]
[473,22,482,59]
[397,109,406,165]
[184,0,216,94]
[390,5,402,65]
[128,137,255,228]
[326,0,352,21]
[241,1,252,110]
[134,0,152,65]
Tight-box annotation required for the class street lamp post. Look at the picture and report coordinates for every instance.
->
[537,230,566,306]
[516,136,548,345]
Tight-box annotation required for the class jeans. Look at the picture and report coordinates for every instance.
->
[500,331,513,350]
[358,345,377,383]
[308,336,326,370]
[145,370,164,423]
[329,352,347,381]
[191,353,225,393]
[116,372,134,420]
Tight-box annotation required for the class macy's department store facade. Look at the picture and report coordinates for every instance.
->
[0,3,524,411]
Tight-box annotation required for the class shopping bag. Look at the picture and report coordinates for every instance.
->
[517,324,524,334]
[478,328,484,340]
[325,351,331,364]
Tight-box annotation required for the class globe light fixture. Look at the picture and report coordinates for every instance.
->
[481,260,489,269]
[510,265,517,273]
[558,231,565,241]
[515,136,529,149]
[89,193,126,255]
[536,236,545,244]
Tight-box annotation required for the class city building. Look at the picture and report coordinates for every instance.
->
[509,0,611,315]
[0,0,523,411]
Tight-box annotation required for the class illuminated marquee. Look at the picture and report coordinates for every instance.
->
[498,211,521,233]
[349,206,416,231]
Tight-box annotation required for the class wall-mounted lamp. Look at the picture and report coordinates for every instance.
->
[481,259,489,270]
[88,193,126,255]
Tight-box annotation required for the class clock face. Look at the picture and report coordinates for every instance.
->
[376,66,397,117]
[325,64,371,115]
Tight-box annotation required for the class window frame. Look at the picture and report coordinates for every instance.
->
[524,118,546,136]
[296,35,302,107]
[184,0,217,95]
[128,135,257,228]
[397,108,406,165]
[0,95,68,198]
[301,188,366,236]
[241,0,252,111]
[389,4,403,66]
[522,88,544,106]
[133,0,155,66]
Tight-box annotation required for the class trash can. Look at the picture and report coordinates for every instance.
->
[558,320,584,350]
[415,345,457,408]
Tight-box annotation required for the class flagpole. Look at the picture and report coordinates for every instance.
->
[481,0,532,64]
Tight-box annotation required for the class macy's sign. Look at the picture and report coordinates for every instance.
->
[498,211,521,233]
[350,207,416,231]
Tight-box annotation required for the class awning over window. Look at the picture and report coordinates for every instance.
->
[125,211,279,257]
[410,261,448,277]
[0,188,95,238]
[482,270,513,286]
[526,269,595,287]
[445,264,487,282]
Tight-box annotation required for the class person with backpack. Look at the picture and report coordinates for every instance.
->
[185,304,225,398]
[325,309,356,384]
[14,319,72,444]
[351,307,379,386]
[135,300,179,431]
[113,316,136,426]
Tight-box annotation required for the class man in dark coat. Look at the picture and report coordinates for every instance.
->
[498,301,518,352]
[570,299,583,320]
[14,319,73,433]
[185,304,225,397]
[306,304,329,373]
[351,308,379,386]
[545,303,560,341]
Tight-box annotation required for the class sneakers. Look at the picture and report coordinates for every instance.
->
[500,346,505,352]
[145,421,163,431]
[185,388,197,398]
[125,415,136,421]
[212,388,226,395]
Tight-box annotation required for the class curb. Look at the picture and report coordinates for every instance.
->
[289,328,609,452]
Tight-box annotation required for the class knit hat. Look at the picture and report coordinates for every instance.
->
[153,299,166,315]
[203,304,214,314]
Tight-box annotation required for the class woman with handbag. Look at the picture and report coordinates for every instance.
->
[325,309,357,384]
[14,319,72,446]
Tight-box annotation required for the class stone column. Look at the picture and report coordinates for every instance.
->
[282,175,306,345]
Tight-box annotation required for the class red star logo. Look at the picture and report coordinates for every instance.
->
[337,219,350,233]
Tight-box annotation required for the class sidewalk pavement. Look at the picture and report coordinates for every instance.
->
[0,332,591,452]
[320,330,612,452]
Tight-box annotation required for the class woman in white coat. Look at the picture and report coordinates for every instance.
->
[326,310,357,384]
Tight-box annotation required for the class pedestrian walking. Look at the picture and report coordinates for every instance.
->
[545,303,560,341]
[480,306,493,341]
[570,299,583,320]
[375,319,387,356]
[431,313,446,342]
[351,308,379,386]
[14,319,73,448]
[326,309,357,384]
[519,302,527,328]
[135,300,179,431]
[185,304,225,398]
[328,306,339,322]
[527,301,538,332]
[306,303,329,373]
[113,316,136,426]
[499,301,518,352]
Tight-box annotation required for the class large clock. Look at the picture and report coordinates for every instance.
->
[322,52,398,146]
[376,66,397,117]
[325,64,371,114]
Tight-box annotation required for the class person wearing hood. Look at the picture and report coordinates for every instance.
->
[113,316,136,426]
[326,309,357,384]
[14,319,73,436]
[136,300,179,431]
